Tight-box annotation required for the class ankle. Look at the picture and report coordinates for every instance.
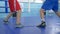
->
[16,23,21,25]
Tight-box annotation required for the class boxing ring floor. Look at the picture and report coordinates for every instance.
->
[0,12,60,34]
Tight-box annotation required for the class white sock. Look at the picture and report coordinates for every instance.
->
[41,18,45,22]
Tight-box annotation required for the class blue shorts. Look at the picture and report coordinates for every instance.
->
[42,0,58,12]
